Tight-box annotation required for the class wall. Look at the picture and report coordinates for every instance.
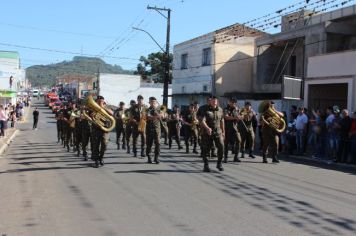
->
[214,37,256,98]
[172,33,214,97]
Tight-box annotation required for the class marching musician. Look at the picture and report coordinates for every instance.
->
[145,97,162,164]
[91,95,113,168]
[240,102,257,159]
[80,105,91,161]
[197,95,225,172]
[261,101,284,163]
[125,100,136,154]
[131,95,147,158]
[223,98,242,163]
[182,104,199,154]
[167,105,183,150]
[114,102,126,150]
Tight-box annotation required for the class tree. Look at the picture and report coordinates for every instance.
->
[135,52,173,83]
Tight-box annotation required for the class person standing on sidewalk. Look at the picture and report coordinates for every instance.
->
[295,107,308,155]
[33,107,39,130]
[0,105,7,137]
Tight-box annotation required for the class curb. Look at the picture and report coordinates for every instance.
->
[0,129,19,156]
[281,154,356,172]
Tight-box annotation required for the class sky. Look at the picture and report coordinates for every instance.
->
[0,0,354,70]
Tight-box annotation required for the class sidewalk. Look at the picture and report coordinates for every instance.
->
[280,153,356,174]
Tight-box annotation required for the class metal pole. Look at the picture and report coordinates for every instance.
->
[163,9,171,107]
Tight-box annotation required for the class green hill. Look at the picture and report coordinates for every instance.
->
[26,56,134,87]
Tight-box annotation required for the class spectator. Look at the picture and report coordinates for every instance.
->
[295,107,308,155]
[0,105,7,137]
[10,110,17,128]
[329,108,341,160]
[309,109,322,158]
[350,112,356,164]
[286,113,297,155]
[336,109,352,163]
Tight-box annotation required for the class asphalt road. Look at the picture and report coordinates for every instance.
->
[1,101,356,236]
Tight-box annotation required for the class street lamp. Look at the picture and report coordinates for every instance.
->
[132,27,165,53]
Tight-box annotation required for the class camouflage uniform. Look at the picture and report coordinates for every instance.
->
[240,110,256,158]
[125,107,133,154]
[55,109,64,143]
[74,115,81,156]
[197,105,224,172]
[91,124,109,166]
[114,108,126,150]
[167,110,182,150]
[182,110,199,154]
[81,118,91,161]
[145,106,161,163]
[223,105,242,162]
[131,104,147,157]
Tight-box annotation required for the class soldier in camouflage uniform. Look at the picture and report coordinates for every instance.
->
[125,100,136,154]
[160,108,169,145]
[167,105,183,150]
[114,102,126,150]
[223,98,242,163]
[55,105,64,144]
[145,97,162,164]
[182,104,199,154]
[197,95,225,172]
[131,95,147,157]
[240,102,257,159]
[80,107,91,161]
[90,96,113,168]
[74,107,82,157]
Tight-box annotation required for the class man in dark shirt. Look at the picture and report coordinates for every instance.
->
[145,97,162,164]
[198,95,225,172]
[337,109,352,163]
[33,107,39,130]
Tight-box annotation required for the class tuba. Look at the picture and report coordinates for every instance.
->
[258,100,286,133]
[82,95,116,132]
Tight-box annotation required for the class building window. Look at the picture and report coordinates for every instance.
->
[203,85,208,92]
[202,48,211,66]
[181,54,188,69]
[182,86,186,93]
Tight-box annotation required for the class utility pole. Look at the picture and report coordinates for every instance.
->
[147,5,171,107]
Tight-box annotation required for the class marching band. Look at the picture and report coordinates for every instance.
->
[54,94,285,171]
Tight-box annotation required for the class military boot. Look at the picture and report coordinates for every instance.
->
[168,140,172,149]
[141,149,146,158]
[76,150,80,157]
[186,146,189,154]
[127,145,130,154]
[122,143,126,150]
[263,154,268,163]
[117,143,120,150]
[216,162,224,171]
[99,158,104,166]
[223,155,228,163]
[83,152,88,161]
[94,160,99,168]
[272,156,280,163]
[147,155,152,164]
[240,151,245,158]
[249,152,256,159]
[154,155,160,164]
[233,154,241,162]
[203,164,211,172]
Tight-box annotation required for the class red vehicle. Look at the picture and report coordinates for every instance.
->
[52,101,62,113]
[45,92,57,106]
[48,97,60,108]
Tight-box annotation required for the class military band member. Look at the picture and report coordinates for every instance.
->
[198,95,225,172]
[114,102,126,150]
[261,101,283,163]
[240,102,257,159]
[55,105,64,143]
[168,105,183,150]
[125,100,136,154]
[145,97,162,164]
[80,107,91,161]
[73,107,82,156]
[91,95,113,168]
[62,102,75,152]
[223,98,242,163]
[131,95,147,157]
[160,108,169,145]
[182,104,199,154]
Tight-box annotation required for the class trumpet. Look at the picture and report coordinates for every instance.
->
[82,95,116,132]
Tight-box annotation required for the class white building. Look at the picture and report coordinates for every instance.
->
[99,73,172,108]
[172,24,264,108]
[0,51,24,105]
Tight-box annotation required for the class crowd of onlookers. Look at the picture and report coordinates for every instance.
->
[0,101,27,138]
[281,105,356,164]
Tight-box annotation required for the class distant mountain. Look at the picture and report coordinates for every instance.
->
[26,56,134,87]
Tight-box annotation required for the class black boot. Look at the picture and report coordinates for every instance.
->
[168,140,172,149]
[263,154,268,163]
[133,152,137,157]
[211,152,217,158]
[99,159,104,166]
[147,155,152,164]
[94,160,99,168]
[233,155,241,162]
[272,156,280,163]
[76,150,80,157]
[154,156,160,164]
[127,145,130,154]
[193,149,199,154]
[141,150,146,158]
[249,152,256,159]
[240,151,245,158]
[83,153,88,161]
[122,144,126,150]
[203,164,211,172]
[117,144,120,150]
[216,162,224,171]
[223,155,228,163]
[186,146,189,153]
